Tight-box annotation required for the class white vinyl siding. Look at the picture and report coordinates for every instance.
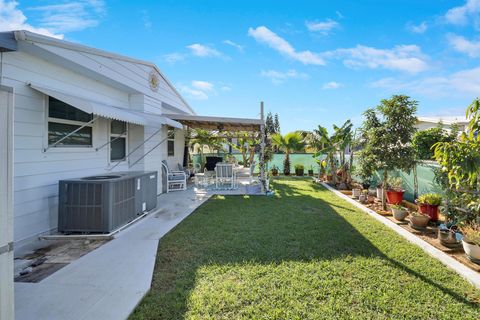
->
[3,40,190,246]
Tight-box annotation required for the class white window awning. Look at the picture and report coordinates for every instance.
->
[29,83,183,128]
[130,111,183,129]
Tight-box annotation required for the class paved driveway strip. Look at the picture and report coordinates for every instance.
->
[15,189,211,320]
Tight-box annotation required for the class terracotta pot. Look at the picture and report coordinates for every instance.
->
[391,208,408,221]
[271,169,278,176]
[308,170,314,176]
[386,189,404,205]
[410,214,430,229]
[462,240,480,263]
[295,169,304,176]
[425,204,439,222]
[416,202,428,214]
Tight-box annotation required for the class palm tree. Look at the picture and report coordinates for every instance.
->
[310,120,353,185]
[227,133,259,167]
[272,132,305,175]
[189,129,224,169]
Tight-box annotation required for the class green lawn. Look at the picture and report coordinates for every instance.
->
[131,178,480,319]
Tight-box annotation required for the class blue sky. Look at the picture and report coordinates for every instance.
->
[2,0,480,133]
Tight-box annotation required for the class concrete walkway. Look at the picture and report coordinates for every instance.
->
[15,188,212,320]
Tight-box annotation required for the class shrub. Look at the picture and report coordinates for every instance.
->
[412,126,457,160]
[418,193,442,205]
[387,176,403,191]
[294,164,304,170]
[461,224,480,246]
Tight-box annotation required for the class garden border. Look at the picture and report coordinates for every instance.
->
[321,181,480,289]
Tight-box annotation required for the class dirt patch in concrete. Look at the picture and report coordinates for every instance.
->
[15,239,108,283]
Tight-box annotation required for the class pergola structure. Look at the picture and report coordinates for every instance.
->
[165,102,267,192]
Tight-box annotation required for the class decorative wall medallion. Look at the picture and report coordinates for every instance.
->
[149,70,159,92]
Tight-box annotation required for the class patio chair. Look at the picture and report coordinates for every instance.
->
[177,163,194,177]
[215,163,236,190]
[161,160,187,193]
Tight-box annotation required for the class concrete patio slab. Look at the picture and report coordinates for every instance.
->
[14,187,213,320]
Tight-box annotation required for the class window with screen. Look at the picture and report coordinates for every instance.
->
[47,97,93,146]
[167,127,175,156]
[110,120,127,161]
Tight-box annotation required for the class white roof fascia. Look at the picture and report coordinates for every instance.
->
[14,30,195,115]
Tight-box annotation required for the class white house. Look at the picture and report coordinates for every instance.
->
[0,30,197,249]
[416,115,470,132]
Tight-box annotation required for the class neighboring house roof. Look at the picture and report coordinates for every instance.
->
[2,30,195,115]
[417,116,469,125]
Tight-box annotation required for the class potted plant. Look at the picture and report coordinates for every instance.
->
[438,227,461,247]
[271,165,279,176]
[359,190,368,203]
[460,224,480,263]
[415,194,428,214]
[352,187,362,198]
[423,193,442,222]
[386,176,404,205]
[391,204,408,221]
[294,164,304,176]
[307,165,314,176]
[409,211,430,229]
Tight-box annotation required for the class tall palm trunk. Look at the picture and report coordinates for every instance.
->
[284,151,291,175]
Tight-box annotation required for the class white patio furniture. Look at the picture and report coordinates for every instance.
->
[162,160,187,193]
[215,163,236,190]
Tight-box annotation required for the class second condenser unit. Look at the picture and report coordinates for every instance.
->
[58,171,157,233]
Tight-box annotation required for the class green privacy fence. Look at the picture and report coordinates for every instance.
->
[192,153,326,173]
[192,153,441,202]
[363,161,442,202]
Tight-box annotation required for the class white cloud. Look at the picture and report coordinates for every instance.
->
[407,21,427,34]
[220,86,231,91]
[186,43,222,57]
[447,33,480,57]
[327,44,428,73]
[223,39,244,52]
[0,0,62,38]
[27,0,106,33]
[192,80,214,91]
[371,67,480,97]
[322,81,343,90]
[180,81,220,100]
[444,0,480,27]
[179,86,209,100]
[248,26,325,65]
[305,19,339,35]
[260,69,308,84]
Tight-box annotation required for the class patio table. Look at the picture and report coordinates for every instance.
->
[194,171,215,188]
